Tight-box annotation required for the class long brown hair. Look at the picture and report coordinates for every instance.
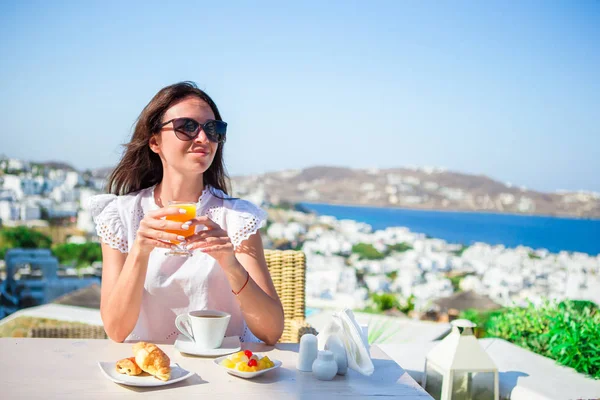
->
[107,81,230,196]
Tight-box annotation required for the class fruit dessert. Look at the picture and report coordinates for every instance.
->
[220,350,275,372]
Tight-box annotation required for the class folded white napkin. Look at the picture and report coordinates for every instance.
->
[316,308,374,376]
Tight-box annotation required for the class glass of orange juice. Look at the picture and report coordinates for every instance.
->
[165,201,197,257]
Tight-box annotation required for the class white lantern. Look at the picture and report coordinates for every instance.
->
[422,319,499,400]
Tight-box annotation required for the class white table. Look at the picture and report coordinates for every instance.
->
[0,338,433,399]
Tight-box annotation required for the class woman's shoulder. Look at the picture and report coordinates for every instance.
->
[87,186,153,218]
[205,187,268,248]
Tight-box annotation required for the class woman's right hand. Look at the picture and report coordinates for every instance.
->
[133,207,192,255]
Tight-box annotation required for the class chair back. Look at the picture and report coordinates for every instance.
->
[28,325,107,339]
[264,249,309,342]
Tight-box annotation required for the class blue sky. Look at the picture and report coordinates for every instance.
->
[0,0,598,192]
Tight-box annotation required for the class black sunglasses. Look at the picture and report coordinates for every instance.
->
[160,117,227,143]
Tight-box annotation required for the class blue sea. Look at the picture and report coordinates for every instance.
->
[300,203,600,255]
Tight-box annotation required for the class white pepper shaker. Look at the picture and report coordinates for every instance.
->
[312,350,338,381]
[296,333,318,371]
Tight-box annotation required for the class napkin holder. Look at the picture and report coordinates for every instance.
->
[316,308,374,376]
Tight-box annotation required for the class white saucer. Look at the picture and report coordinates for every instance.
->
[174,334,241,357]
[98,362,193,387]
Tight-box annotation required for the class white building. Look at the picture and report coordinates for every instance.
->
[6,158,29,171]
[50,186,79,203]
[20,204,41,220]
[0,200,19,221]
[267,222,306,242]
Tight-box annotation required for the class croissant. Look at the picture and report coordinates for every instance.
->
[132,342,171,381]
[116,357,142,376]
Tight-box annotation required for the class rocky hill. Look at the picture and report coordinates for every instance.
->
[231,166,600,219]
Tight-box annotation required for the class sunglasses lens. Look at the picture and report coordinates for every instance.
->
[204,120,227,143]
[170,118,226,142]
[170,118,198,141]
[182,119,200,134]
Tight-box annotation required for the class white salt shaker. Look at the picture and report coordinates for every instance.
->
[325,334,348,375]
[296,333,318,371]
[312,350,338,381]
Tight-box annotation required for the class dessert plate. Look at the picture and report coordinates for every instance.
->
[174,334,241,357]
[98,361,193,387]
[213,355,282,379]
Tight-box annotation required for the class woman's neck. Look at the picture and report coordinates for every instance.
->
[155,169,205,205]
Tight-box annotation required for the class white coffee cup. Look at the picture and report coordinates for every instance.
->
[175,310,231,349]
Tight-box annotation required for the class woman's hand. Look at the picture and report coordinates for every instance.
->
[133,207,193,255]
[185,216,237,268]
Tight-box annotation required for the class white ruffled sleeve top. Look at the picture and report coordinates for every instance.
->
[87,185,268,344]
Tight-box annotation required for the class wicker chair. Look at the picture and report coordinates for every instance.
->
[27,249,315,342]
[28,324,107,339]
[264,249,317,342]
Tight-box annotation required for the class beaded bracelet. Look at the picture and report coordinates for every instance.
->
[232,270,250,295]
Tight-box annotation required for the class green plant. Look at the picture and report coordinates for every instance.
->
[386,271,398,281]
[52,242,102,268]
[446,272,475,292]
[561,299,598,313]
[387,242,413,253]
[458,308,504,338]
[399,294,416,314]
[0,226,52,258]
[451,244,469,257]
[367,319,402,344]
[352,243,385,260]
[448,275,463,292]
[370,293,400,311]
[360,293,415,316]
[487,300,600,379]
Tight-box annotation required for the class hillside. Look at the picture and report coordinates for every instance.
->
[230,166,600,218]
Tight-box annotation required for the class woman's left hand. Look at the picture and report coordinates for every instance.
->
[185,216,237,268]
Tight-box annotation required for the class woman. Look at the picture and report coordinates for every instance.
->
[89,81,284,344]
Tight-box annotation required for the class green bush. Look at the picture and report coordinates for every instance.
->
[352,243,385,260]
[0,226,52,259]
[459,308,505,338]
[52,242,102,268]
[387,242,413,253]
[447,272,476,292]
[371,293,400,311]
[451,244,469,257]
[487,300,600,379]
[448,275,462,292]
[361,293,415,315]
[386,271,398,281]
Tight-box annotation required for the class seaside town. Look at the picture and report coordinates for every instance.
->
[1,156,599,317]
[266,208,600,312]
[1,156,600,397]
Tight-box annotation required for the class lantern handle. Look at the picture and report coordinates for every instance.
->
[450,319,477,328]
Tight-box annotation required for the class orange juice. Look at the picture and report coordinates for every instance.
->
[165,202,196,244]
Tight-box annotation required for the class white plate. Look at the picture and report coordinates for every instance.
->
[174,334,241,357]
[213,355,282,379]
[98,361,193,387]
